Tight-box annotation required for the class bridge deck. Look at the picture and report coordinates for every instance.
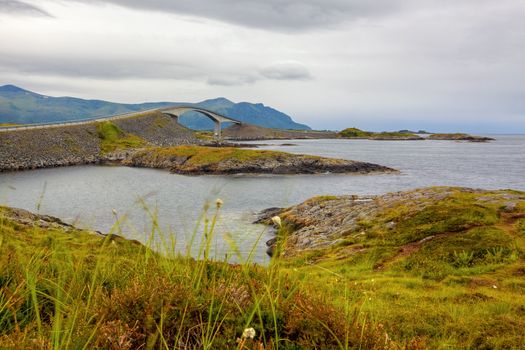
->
[0,106,241,133]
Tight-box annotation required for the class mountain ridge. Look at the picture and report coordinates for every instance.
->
[0,85,311,130]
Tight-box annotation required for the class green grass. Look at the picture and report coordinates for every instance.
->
[272,188,525,348]
[97,121,147,153]
[428,133,471,139]
[369,132,420,139]
[1,187,525,349]
[195,131,215,141]
[133,145,321,167]
[518,219,525,236]
[338,128,373,138]
[0,204,389,349]
[339,128,420,139]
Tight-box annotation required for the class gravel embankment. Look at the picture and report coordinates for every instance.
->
[0,112,197,172]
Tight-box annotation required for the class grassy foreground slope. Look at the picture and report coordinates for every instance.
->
[0,205,389,350]
[267,187,525,349]
[1,187,524,349]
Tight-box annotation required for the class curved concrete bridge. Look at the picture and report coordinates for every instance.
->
[161,106,241,140]
[0,106,242,140]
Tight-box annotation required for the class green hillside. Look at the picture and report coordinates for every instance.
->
[0,85,310,130]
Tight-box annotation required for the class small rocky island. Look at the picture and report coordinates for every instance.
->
[339,127,424,140]
[338,128,495,142]
[120,145,395,175]
[428,133,494,142]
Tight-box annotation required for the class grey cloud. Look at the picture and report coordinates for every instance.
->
[0,54,204,80]
[0,0,51,17]
[207,75,257,86]
[207,62,311,86]
[260,61,311,80]
[0,52,312,86]
[74,0,400,31]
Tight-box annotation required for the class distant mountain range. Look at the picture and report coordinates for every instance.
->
[0,85,310,130]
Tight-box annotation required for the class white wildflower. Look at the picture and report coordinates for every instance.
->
[242,327,256,339]
[271,216,282,228]
[492,285,498,289]
[216,198,224,208]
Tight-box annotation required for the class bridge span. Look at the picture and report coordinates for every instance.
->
[161,106,241,140]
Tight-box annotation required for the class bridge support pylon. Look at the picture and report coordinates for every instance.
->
[214,120,222,142]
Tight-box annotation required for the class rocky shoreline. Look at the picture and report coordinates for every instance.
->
[0,150,135,173]
[0,205,141,245]
[0,145,396,176]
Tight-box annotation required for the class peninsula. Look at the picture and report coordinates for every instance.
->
[121,145,394,175]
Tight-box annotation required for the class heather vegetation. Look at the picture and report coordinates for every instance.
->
[0,187,524,349]
[0,203,389,350]
[265,187,525,348]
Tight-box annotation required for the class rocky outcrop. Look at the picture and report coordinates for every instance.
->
[0,206,142,245]
[121,146,396,175]
[258,187,525,257]
[0,205,97,234]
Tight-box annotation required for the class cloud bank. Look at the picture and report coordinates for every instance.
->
[0,0,524,132]
[0,0,51,16]
[74,0,400,31]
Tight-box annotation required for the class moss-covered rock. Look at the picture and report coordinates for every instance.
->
[260,187,525,276]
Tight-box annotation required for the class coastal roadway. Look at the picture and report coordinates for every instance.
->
[0,106,243,139]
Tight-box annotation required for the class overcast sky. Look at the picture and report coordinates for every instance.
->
[1,0,524,132]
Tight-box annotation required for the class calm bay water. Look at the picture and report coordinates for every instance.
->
[1,135,524,262]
